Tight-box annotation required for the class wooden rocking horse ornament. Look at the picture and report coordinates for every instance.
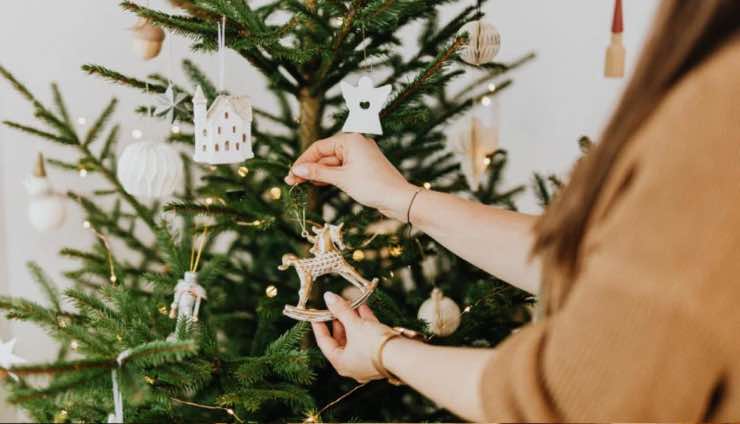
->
[279,222,378,322]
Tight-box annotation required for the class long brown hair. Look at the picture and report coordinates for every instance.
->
[533,1,740,278]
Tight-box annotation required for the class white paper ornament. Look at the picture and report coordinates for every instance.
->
[0,338,27,381]
[169,271,207,323]
[117,140,183,198]
[154,83,186,123]
[25,153,66,232]
[131,17,165,60]
[417,288,461,337]
[448,113,498,190]
[458,21,501,66]
[340,76,392,135]
[192,85,254,164]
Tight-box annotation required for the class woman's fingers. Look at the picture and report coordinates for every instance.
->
[311,321,343,364]
[324,291,360,326]
[285,136,346,185]
[332,319,347,346]
[357,304,379,322]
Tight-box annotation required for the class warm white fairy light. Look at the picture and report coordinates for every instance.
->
[76,117,87,126]
[83,220,91,229]
[205,197,214,205]
[483,157,492,166]
[423,182,432,190]
[265,285,278,298]
[269,187,282,200]
[70,340,79,350]
[481,96,492,107]
[487,83,497,92]
[79,168,88,178]
[110,275,117,284]
[352,249,365,261]
[131,129,143,139]
[238,166,249,177]
[171,125,181,134]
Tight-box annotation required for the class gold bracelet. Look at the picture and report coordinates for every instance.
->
[372,327,424,386]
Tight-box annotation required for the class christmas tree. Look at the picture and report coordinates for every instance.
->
[0,0,536,422]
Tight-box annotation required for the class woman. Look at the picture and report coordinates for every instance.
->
[285,1,740,421]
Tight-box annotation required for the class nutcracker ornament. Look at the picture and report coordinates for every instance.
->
[169,271,207,322]
[279,223,378,322]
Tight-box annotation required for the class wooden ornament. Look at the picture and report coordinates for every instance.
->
[279,223,378,322]
[131,17,165,60]
[25,153,66,232]
[604,0,625,78]
[417,288,461,337]
[192,85,254,164]
[458,21,501,66]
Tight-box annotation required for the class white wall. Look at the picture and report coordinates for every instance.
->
[0,0,659,419]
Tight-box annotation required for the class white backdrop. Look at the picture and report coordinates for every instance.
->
[0,0,659,419]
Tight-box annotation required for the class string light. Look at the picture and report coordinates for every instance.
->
[79,168,88,178]
[487,83,497,92]
[481,96,492,107]
[269,187,282,200]
[389,246,403,257]
[110,275,117,284]
[70,340,79,350]
[265,285,278,298]
[169,397,244,423]
[76,117,87,126]
[208,165,217,172]
[144,376,156,385]
[352,249,365,261]
[463,305,472,313]
[205,197,214,205]
[423,182,431,190]
[483,157,492,166]
[158,305,169,315]
[170,125,180,134]
[83,220,91,229]
[237,166,249,177]
[131,129,143,139]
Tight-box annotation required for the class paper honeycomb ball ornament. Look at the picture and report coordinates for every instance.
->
[448,114,498,190]
[24,153,66,232]
[417,288,461,337]
[458,21,501,66]
[131,17,165,60]
[117,140,183,198]
[192,85,254,164]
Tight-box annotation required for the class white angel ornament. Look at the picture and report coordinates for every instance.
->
[340,76,392,135]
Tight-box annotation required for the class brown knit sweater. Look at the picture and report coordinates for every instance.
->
[480,37,740,421]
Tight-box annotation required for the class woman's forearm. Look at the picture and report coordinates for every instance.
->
[382,337,494,422]
[401,188,541,294]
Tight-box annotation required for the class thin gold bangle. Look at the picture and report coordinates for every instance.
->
[372,331,404,386]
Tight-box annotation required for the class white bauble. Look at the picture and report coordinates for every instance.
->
[117,141,183,198]
[417,288,461,337]
[458,21,501,65]
[28,196,66,232]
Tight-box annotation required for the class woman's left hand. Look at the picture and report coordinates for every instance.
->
[311,291,392,382]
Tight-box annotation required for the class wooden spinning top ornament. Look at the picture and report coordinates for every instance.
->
[279,223,378,322]
[604,0,625,78]
[131,17,165,60]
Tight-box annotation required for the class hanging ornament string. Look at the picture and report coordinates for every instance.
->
[93,230,117,284]
[189,227,209,273]
[217,16,226,92]
[109,349,132,423]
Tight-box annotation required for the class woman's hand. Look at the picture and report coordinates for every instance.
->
[285,133,417,221]
[311,291,392,382]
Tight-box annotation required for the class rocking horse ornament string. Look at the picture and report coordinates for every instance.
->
[279,222,378,322]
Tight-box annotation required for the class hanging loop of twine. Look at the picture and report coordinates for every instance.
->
[217,16,226,92]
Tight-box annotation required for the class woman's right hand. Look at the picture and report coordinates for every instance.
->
[284,133,417,221]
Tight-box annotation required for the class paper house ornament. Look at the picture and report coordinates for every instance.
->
[340,76,392,135]
[192,85,254,164]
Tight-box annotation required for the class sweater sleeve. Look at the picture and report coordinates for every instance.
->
[478,38,740,422]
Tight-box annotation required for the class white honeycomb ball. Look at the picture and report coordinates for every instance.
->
[458,21,501,66]
[117,141,183,198]
[28,195,66,232]
[417,288,461,337]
